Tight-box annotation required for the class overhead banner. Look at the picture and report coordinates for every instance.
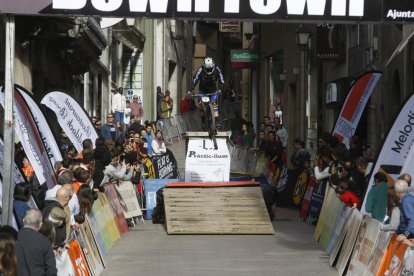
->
[332,71,382,148]
[0,87,57,187]
[362,93,414,214]
[41,91,98,153]
[0,0,382,22]
[17,87,62,166]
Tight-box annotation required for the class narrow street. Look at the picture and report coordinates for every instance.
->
[101,208,335,276]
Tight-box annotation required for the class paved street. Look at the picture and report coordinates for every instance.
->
[101,140,336,275]
[101,208,336,276]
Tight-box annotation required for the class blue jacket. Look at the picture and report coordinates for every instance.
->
[398,192,414,238]
[101,123,120,143]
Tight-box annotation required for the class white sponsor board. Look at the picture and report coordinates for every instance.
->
[114,181,142,219]
[18,88,63,165]
[362,94,414,214]
[41,91,99,153]
[185,138,230,182]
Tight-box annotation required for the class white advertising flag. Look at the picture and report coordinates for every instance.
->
[41,91,98,153]
[17,87,62,165]
[362,94,414,213]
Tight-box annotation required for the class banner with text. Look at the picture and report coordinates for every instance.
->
[41,91,98,153]
[0,87,57,187]
[185,138,230,182]
[362,93,414,214]
[113,181,142,219]
[332,71,382,148]
[152,149,179,179]
[144,178,181,220]
[17,87,62,165]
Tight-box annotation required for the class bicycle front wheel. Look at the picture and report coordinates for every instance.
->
[205,103,216,132]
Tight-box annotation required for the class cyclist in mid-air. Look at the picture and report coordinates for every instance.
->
[189,57,225,118]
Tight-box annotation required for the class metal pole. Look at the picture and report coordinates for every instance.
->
[300,49,306,140]
[2,15,16,225]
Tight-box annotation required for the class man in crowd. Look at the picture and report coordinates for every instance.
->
[274,117,288,149]
[16,209,57,276]
[130,94,144,123]
[112,87,126,125]
[395,179,414,242]
[101,113,120,146]
[42,187,72,248]
[365,172,388,222]
[156,86,164,119]
[290,139,310,171]
[263,116,274,135]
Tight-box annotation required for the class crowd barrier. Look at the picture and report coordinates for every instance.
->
[227,142,258,174]
[314,185,414,275]
[53,180,142,275]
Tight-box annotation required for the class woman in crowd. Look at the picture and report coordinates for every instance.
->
[160,95,173,119]
[152,130,167,155]
[0,232,16,276]
[238,123,254,148]
[13,182,32,229]
[380,188,401,232]
[21,156,34,181]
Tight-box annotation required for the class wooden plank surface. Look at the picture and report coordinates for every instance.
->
[164,186,274,235]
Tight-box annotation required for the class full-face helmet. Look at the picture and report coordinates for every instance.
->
[203,57,215,75]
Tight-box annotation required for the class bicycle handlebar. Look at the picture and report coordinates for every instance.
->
[189,90,221,97]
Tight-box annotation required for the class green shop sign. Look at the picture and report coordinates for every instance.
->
[231,50,260,63]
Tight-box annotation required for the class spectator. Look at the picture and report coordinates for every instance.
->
[398,173,414,194]
[355,156,374,198]
[94,119,103,139]
[165,90,174,112]
[349,135,363,162]
[130,94,144,122]
[45,169,73,201]
[238,123,254,148]
[275,105,283,125]
[273,117,288,149]
[101,112,120,145]
[313,145,333,181]
[335,180,361,209]
[58,129,72,153]
[128,116,143,135]
[264,131,283,168]
[380,188,401,232]
[103,149,134,183]
[230,110,247,144]
[0,225,18,241]
[13,182,31,229]
[42,187,72,249]
[38,220,56,246]
[21,156,34,182]
[16,209,57,276]
[263,116,274,135]
[160,95,173,119]
[291,139,310,170]
[0,232,16,276]
[156,86,164,120]
[395,179,414,241]
[140,148,156,179]
[362,145,375,162]
[152,130,167,155]
[124,100,132,131]
[365,172,389,222]
[268,100,276,121]
[254,130,267,152]
[112,87,126,125]
[73,168,91,193]
[76,138,93,160]
[180,91,195,113]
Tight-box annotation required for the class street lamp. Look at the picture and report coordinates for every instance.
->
[295,25,311,141]
[295,25,311,49]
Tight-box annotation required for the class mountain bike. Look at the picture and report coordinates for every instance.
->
[193,91,219,149]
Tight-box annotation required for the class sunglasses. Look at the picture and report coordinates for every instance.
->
[107,116,114,118]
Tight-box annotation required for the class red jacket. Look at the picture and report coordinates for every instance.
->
[340,191,361,208]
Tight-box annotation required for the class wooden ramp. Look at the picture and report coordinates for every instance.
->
[163,184,274,235]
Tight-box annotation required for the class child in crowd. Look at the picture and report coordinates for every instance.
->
[335,180,361,209]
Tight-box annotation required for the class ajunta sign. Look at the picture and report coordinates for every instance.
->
[1,0,383,22]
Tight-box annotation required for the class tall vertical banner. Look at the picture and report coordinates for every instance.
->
[332,71,382,148]
[0,87,57,187]
[41,91,98,153]
[17,86,62,165]
[362,94,414,214]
